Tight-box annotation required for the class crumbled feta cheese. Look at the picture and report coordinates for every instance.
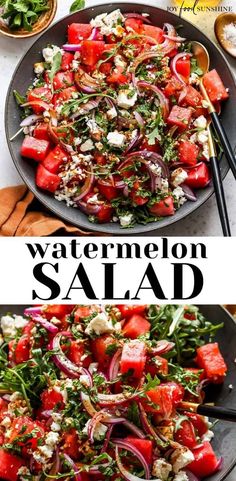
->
[173,471,189,481]
[51,421,61,432]
[1,416,11,428]
[42,45,63,64]
[152,458,172,481]
[80,139,94,152]
[202,430,214,442]
[193,115,207,129]
[171,168,188,187]
[51,412,63,422]
[72,60,79,70]
[161,178,169,193]
[85,312,116,336]
[17,467,31,481]
[190,133,197,143]
[107,106,117,120]
[95,142,103,151]
[87,118,101,134]
[103,9,125,27]
[89,362,98,374]
[119,213,134,227]
[172,186,187,206]
[87,194,99,204]
[189,72,199,85]
[90,13,107,28]
[149,163,162,176]
[197,130,208,145]
[171,447,194,473]
[107,130,126,148]
[83,419,108,439]
[1,315,28,339]
[91,10,124,36]
[117,89,138,109]
[45,431,60,447]
[114,54,127,69]
[34,62,45,75]
[202,143,209,160]
[74,137,82,147]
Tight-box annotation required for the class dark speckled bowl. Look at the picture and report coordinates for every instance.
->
[5,3,236,234]
[0,305,236,480]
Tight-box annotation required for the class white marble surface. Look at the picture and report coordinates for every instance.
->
[0,0,236,236]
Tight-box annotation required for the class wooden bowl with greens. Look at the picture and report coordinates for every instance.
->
[0,0,57,38]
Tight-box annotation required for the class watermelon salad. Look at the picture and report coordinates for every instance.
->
[0,304,227,480]
[13,9,229,227]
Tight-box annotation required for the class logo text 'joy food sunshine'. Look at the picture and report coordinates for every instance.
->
[167,0,233,17]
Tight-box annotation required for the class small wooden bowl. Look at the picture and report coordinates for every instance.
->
[214,13,236,58]
[0,0,57,39]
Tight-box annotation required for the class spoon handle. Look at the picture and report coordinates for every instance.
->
[179,402,236,422]
[197,404,236,422]
[210,154,231,236]
[211,111,236,180]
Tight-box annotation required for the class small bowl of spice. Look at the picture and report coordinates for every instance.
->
[215,13,236,58]
[0,0,57,39]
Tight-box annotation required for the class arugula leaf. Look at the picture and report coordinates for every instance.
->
[190,58,203,77]
[49,51,62,84]
[13,89,26,105]
[70,0,85,13]
[147,127,161,145]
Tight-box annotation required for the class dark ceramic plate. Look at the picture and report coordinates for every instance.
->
[0,305,236,480]
[5,3,236,234]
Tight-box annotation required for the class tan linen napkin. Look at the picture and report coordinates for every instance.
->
[0,185,101,236]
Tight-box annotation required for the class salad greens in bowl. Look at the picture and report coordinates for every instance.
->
[0,304,235,481]
[5,3,236,233]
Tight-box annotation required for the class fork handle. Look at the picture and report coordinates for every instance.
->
[210,155,231,237]
[211,111,236,180]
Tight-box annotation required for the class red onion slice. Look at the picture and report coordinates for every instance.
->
[77,200,101,216]
[170,52,192,85]
[20,114,42,127]
[137,81,169,119]
[139,402,167,448]
[214,456,223,472]
[181,184,197,202]
[70,98,101,119]
[108,348,122,381]
[88,27,99,40]
[76,84,97,94]
[63,44,82,51]
[122,420,146,439]
[126,150,169,178]
[163,22,176,37]
[124,131,143,156]
[124,13,151,24]
[151,340,175,355]
[101,424,113,453]
[64,454,82,481]
[31,315,59,334]
[134,110,145,127]
[24,306,42,316]
[51,331,89,378]
[80,392,97,417]
[114,439,150,479]
[21,100,50,111]
[97,392,138,407]
[163,34,186,42]
[74,168,94,202]
[115,445,163,481]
